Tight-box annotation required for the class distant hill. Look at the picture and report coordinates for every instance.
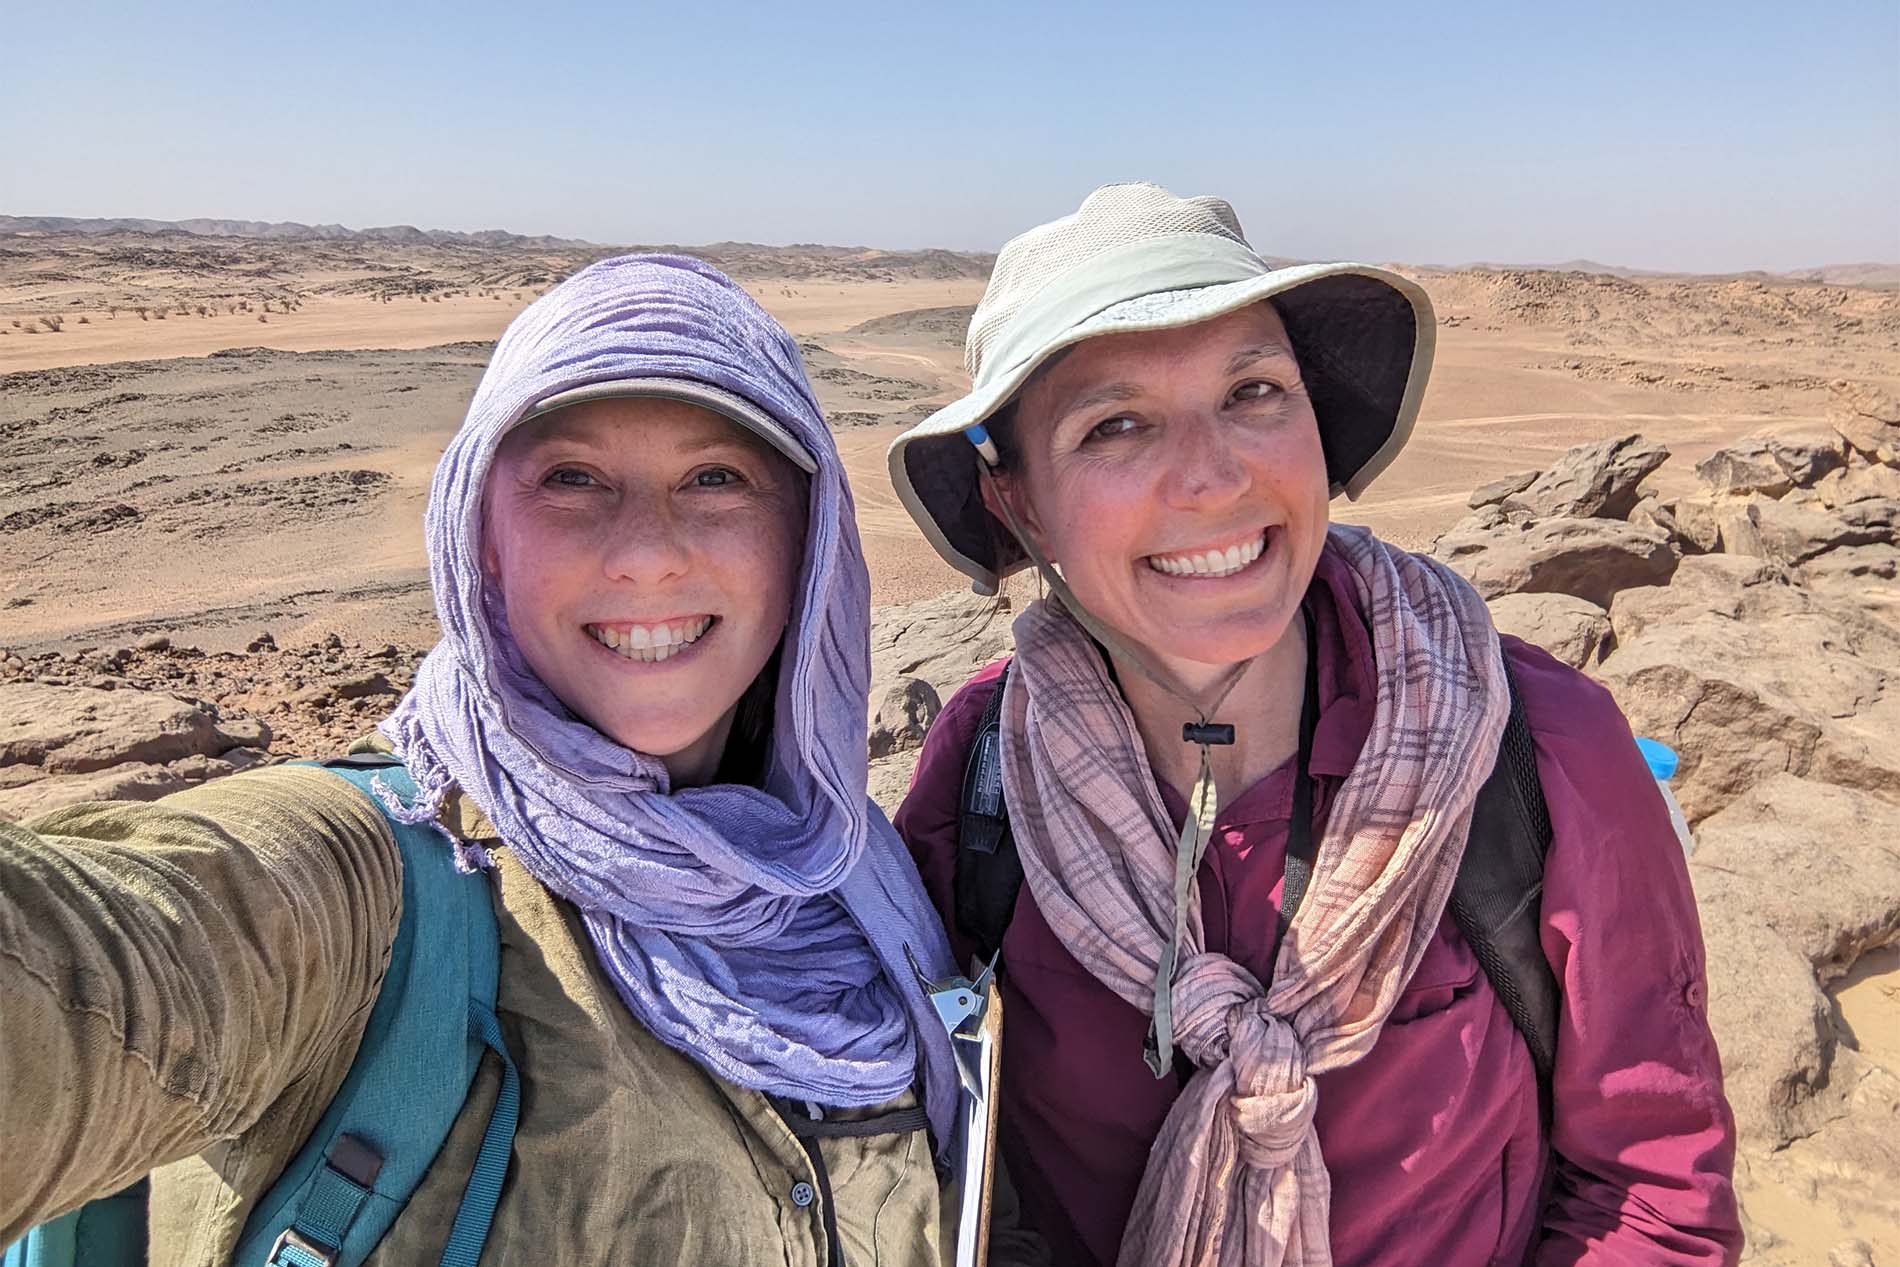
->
[1459,257,1900,287]
[1780,262,1900,287]
[0,215,592,250]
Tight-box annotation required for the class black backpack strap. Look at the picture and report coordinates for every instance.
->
[951,651,1564,1119]
[1446,660,1560,1116]
[954,662,1024,967]
[318,752,404,770]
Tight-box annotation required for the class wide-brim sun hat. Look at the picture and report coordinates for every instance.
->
[887,181,1436,593]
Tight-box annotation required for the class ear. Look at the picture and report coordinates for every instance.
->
[477,490,502,580]
[977,463,1055,563]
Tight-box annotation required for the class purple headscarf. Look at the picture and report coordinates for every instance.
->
[378,254,959,1156]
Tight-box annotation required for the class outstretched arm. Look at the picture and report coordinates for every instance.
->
[0,764,403,1242]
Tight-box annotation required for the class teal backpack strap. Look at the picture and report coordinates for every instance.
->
[235,758,518,1267]
[0,1180,148,1267]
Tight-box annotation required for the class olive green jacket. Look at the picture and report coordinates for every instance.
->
[0,761,1027,1265]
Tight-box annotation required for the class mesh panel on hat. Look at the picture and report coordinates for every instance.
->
[965,183,1250,375]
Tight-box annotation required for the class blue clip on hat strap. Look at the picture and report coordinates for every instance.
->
[965,424,1000,467]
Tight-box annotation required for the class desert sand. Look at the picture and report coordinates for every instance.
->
[5,230,1895,655]
[3,226,1898,1261]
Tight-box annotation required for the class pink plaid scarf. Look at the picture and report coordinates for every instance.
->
[999,525,1509,1267]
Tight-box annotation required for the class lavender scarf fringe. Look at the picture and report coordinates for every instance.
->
[377,255,959,1156]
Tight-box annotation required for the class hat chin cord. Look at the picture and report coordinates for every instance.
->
[976,458,1268,1077]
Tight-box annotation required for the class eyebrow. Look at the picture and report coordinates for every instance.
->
[1052,382,1142,427]
[1224,341,1299,375]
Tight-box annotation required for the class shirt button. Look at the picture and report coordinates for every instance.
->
[790,1181,815,1208]
[1684,979,1705,1008]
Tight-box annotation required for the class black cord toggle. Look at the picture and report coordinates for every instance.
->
[1182,722,1235,746]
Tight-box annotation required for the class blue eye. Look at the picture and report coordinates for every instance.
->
[547,468,596,488]
[693,467,741,488]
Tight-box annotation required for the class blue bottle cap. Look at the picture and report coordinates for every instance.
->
[1634,737,1679,781]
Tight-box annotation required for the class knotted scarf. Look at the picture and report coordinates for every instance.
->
[999,524,1508,1265]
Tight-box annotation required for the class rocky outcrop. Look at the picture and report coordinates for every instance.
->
[1,681,225,773]
[0,633,428,821]
[1829,380,1900,465]
[1693,775,1900,984]
[1694,431,1846,498]
[869,588,1014,700]
[0,682,273,821]
[1429,401,1900,1254]
[1498,433,1669,521]
[1484,592,1612,668]
[1438,516,1679,608]
[1435,433,1681,608]
[1468,469,1539,509]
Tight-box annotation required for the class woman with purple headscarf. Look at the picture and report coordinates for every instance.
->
[0,257,1022,1266]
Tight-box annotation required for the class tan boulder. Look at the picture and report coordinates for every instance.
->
[1800,542,1900,585]
[867,749,925,818]
[871,589,1014,703]
[1691,774,1900,982]
[0,762,190,822]
[1668,494,1725,555]
[1625,495,1677,541]
[1695,431,1846,498]
[1498,433,1669,522]
[1807,458,1900,511]
[1468,469,1539,509]
[1596,610,1900,820]
[1485,592,1611,668]
[1697,910,1850,1151]
[1607,555,1804,645]
[1438,517,1679,608]
[0,682,223,774]
[1829,380,1900,465]
[868,678,943,759]
[1717,495,1898,567]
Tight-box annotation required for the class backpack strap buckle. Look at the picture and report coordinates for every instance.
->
[267,1227,338,1267]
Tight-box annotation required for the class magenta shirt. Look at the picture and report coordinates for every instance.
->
[895,550,1742,1266]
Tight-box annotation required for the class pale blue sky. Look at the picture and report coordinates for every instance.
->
[4,0,1895,271]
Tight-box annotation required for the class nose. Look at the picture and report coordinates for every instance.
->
[599,491,691,586]
[1162,412,1250,509]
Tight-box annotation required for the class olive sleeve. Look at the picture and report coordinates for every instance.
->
[0,764,403,1243]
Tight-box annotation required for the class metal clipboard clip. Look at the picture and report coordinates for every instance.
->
[907,946,998,1095]
[907,947,1003,1267]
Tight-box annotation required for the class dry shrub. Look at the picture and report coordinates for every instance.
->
[77,315,90,325]
[258,314,268,323]
[153,309,167,320]
[39,316,63,333]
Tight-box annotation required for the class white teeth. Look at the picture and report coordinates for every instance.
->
[1147,532,1266,579]
[587,616,713,663]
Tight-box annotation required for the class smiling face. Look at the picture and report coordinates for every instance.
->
[482,395,807,786]
[986,301,1331,685]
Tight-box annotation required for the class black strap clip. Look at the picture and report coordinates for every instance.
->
[1182,722,1235,746]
